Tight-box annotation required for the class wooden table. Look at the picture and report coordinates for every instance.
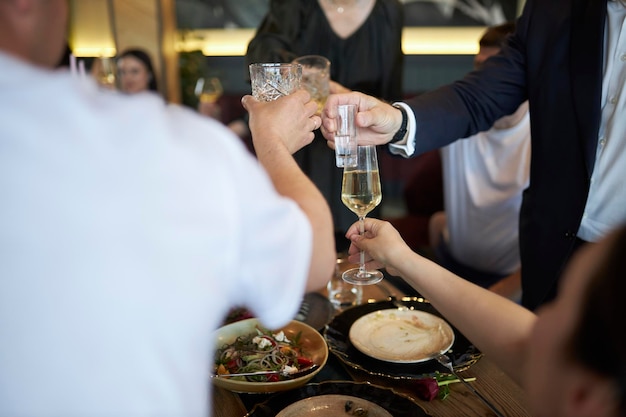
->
[211,273,532,417]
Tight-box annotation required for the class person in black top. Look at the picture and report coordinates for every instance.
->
[246,0,404,250]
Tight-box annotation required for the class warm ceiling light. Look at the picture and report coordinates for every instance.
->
[176,27,484,57]
[176,29,254,57]
[67,0,117,58]
[402,27,483,55]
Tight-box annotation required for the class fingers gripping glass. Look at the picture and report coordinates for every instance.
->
[334,104,358,168]
[340,145,383,285]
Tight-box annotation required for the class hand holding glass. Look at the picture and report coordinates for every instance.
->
[341,145,383,285]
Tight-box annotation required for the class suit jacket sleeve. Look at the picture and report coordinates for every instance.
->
[406,5,530,155]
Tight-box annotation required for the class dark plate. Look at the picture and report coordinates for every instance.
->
[323,297,482,379]
[245,380,431,417]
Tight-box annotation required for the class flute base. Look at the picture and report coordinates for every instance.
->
[342,268,383,285]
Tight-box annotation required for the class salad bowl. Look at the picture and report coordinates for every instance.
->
[212,318,328,393]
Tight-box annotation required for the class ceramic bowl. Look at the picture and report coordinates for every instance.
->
[212,318,328,393]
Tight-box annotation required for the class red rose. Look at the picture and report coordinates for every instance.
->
[412,377,440,401]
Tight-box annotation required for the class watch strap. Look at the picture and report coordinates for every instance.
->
[390,104,408,144]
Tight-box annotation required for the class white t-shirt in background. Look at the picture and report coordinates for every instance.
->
[440,109,530,275]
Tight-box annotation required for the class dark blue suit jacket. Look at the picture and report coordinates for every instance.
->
[406,0,606,310]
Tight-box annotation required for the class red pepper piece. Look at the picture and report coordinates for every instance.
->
[297,357,314,366]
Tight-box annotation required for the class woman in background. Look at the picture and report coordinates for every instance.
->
[116,48,159,94]
[246,0,404,250]
[247,0,403,100]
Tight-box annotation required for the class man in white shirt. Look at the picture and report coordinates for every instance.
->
[323,0,626,310]
[429,22,530,301]
[0,0,334,415]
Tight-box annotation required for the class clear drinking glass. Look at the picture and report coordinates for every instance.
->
[292,55,330,115]
[334,104,358,167]
[249,63,302,101]
[327,257,363,311]
[93,57,116,90]
[340,145,384,285]
[195,77,223,103]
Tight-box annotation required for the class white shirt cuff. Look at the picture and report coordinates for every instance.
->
[387,102,416,158]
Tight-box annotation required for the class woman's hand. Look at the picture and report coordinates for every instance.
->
[345,218,410,276]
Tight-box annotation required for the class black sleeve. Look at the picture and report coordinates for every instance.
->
[245,0,310,68]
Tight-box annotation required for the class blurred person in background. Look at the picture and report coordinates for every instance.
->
[116,48,159,94]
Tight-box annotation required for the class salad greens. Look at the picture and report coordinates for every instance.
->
[214,326,313,382]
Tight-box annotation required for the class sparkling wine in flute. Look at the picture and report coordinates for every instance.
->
[341,170,382,218]
[340,145,384,285]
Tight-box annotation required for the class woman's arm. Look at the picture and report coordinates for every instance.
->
[346,218,536,384]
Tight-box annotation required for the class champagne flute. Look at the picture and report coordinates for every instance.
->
[195,77,223,103]
[93,57,117,90]
[341,145,384,285]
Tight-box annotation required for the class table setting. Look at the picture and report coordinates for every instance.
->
[324,297,481,379]
[245,381,429,417]
[211,62,531,417]
[211,269,531,417]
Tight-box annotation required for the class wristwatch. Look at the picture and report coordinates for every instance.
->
[390,104,408,144]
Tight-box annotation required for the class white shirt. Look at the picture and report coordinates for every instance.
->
[578,0,626,241]
[0,52,312,416]
[441,107,530,274]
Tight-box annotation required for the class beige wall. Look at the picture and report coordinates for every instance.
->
[110,0,180,102]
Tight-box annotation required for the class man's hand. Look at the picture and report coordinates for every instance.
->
[321,92,403,149]
[242,90,321,155]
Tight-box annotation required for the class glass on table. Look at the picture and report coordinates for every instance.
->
[334,104,358,168]
[292,55,330,115]
[249,63,302,102]
[327,257,363,312]
[341,145,383,285]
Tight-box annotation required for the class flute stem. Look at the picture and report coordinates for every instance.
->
[358,216,366,276]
